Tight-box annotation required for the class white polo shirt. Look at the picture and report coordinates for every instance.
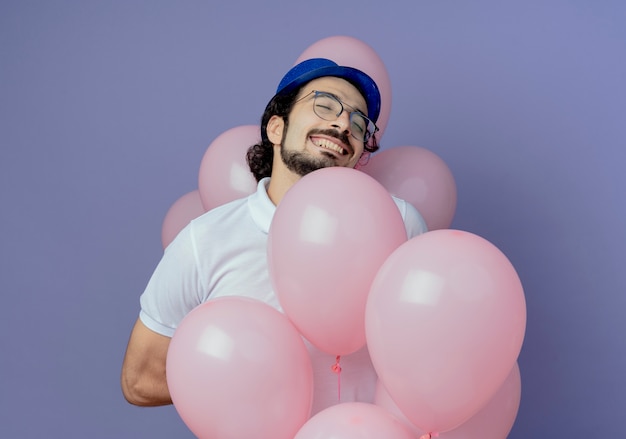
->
[139,177,427,414]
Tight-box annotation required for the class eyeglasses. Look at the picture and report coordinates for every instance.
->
[296,90,379,143]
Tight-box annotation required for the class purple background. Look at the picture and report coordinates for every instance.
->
[1,1,625,437]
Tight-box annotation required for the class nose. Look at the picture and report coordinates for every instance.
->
[331,110,351,133]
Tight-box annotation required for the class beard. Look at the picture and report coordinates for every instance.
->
[280,149,335,177]
[279,128,351,177]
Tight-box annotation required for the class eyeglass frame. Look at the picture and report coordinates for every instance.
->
[294,90,379,143]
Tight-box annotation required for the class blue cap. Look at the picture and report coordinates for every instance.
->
[276,58,381,123]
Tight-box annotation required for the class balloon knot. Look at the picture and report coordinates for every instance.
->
[331,355,342,402]
[330,355,342,373]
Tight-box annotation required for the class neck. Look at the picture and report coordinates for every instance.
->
[266,169,301,206]
[266,149,302,205]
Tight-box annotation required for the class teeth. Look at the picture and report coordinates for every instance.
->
[312,138,345,155]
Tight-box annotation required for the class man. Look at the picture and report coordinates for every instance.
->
[121,58,427,412]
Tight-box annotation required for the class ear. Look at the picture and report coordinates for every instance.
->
[266,115,285,146]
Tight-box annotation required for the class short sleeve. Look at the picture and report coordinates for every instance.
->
[392,196,428,239]
[139,224,204,337]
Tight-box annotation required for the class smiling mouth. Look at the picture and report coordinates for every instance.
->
[310,136,348,156]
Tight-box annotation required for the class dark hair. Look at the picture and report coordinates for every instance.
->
[246,83,380,182]
[246,87,301,182]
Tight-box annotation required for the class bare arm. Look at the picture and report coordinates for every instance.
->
[121,318,173,406]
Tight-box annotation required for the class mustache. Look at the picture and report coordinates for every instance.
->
[308,128,352,148]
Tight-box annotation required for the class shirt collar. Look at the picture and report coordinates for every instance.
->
[248,177,275,234]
